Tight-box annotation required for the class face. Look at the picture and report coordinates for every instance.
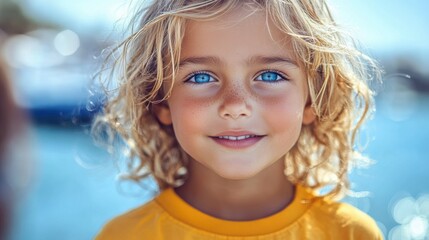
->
[156,7,315,180]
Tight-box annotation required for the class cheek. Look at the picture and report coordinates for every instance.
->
[258,92,305,133]
[168,91,215,136]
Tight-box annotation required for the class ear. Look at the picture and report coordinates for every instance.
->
[152,103,172,125]
[302,103,316,125]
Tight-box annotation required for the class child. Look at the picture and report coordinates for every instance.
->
[95,0,383,239]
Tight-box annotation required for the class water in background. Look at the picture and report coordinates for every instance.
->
[7,93,429,240]
[2,1,428,239]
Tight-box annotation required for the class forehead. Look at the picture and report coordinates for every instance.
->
[180,7,294,62]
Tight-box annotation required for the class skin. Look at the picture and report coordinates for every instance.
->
[155,6,315,221]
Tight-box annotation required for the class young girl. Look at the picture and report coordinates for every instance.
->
[95,0,383,239]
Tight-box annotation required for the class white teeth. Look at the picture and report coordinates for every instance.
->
[217,135,255,141]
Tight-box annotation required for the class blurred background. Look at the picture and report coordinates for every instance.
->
[0,0,428,239]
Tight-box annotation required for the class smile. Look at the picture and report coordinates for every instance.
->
[210,135,265,149]
[215,135,258,141]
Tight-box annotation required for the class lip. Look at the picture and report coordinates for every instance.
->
[210,131,266,149]
[213,131,261,137]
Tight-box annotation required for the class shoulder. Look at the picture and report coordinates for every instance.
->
[306,196,383,239]
[95,199,164,240]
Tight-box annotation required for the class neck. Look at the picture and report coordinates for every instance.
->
[174,158,295,221]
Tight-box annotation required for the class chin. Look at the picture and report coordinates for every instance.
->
[214,167,261,180]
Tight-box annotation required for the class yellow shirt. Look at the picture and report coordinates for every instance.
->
[95,185,383,239]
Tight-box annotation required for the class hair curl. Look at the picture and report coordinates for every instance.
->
[93,0,381,199]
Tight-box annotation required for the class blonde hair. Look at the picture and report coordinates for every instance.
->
[93,0,381,198]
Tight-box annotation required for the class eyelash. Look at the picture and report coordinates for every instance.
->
[184,70,289,84]
[184,71,216,84]
[254,70,289,83]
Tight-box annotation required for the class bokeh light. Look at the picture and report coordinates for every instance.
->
[393,196,418,224]
[53,29,80,56]
[1,0,428,239]
[390,194,429,240]
[1,29,65,68]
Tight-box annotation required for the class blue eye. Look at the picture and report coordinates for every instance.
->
[256,71,285,82]
[186,72,215,84]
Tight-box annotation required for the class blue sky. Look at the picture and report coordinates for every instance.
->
[329,0,429,52]
[21,0,429,53]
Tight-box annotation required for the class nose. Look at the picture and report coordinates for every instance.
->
[218,88,252,120]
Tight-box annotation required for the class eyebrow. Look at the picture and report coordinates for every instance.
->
[179,56,221,68]
[247,55,298,66]
[179,55,298,68]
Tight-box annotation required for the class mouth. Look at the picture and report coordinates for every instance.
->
[209,133,266,149]
[213,134,261,141]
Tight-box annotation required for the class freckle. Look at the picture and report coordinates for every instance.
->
[228,83,250,101]
[194,96,216,110]
[252,94,262,104]
[203,99,216,108]
[255,92,284,106]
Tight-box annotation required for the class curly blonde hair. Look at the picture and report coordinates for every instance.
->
[93,0,381,199]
